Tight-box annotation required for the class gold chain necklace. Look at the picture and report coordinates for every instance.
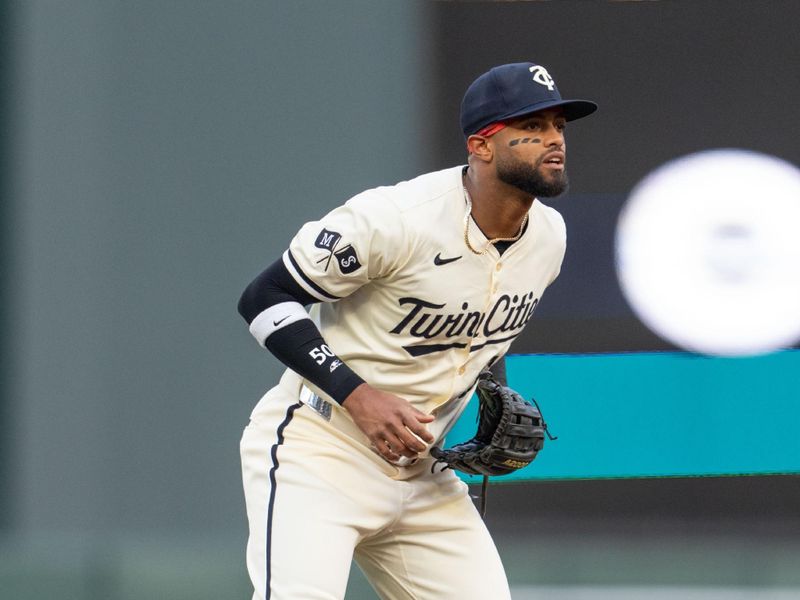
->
[463,188,529,256]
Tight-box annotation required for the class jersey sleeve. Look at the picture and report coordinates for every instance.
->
[282,191,408,302]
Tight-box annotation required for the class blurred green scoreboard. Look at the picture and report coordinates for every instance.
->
[449,350,800,483]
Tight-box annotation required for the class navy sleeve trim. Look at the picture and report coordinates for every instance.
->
[238,257,318,325]
[283,250,341,302]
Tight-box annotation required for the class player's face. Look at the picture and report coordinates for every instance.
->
[493,109,568,198]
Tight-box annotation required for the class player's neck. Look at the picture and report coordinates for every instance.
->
[463,168,533,240]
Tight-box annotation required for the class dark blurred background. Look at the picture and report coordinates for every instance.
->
[2,1,798,598]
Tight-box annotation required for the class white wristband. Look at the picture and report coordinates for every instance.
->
[249,301,310,346]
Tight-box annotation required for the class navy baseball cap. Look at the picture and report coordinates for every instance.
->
[460,62,597,136]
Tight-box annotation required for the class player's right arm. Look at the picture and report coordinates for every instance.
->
[237,258,432,461]
[237,195,433,461]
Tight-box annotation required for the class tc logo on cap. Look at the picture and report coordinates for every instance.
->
[529,65,555,91]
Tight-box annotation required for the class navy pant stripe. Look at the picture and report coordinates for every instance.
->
[265,402,302,599]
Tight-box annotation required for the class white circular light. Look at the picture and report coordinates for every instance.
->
[615,149,800,356]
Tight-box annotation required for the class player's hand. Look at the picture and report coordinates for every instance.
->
[342,383,435,463]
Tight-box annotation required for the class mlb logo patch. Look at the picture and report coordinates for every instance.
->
[334,245,362,274]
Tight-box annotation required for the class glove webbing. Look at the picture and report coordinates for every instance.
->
[474,396,557,519]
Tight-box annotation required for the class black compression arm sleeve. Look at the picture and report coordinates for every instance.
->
[238,257,365,404]
[264,319,365,404]
[238,257,317,324]
[489,355,508,386]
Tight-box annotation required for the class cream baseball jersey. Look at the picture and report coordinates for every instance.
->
[249,165,566,451]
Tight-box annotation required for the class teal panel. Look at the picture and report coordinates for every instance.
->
[447,351,800,483]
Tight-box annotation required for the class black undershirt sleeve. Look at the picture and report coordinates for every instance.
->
[264,319,365,403]
[489,356,508,386]
[237,257,317,323]
[237,258,365,404]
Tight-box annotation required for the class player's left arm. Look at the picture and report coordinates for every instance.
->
[488,355,507,386]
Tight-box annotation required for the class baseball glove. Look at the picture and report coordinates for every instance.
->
[430,370,551,477]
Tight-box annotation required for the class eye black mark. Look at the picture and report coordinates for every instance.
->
[509,138,542,147]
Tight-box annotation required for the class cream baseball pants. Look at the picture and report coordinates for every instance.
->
[240,389,512,600]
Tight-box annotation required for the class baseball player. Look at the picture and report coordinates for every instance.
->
[238,62,596,599]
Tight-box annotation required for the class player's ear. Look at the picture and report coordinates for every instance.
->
[466,135,493,163]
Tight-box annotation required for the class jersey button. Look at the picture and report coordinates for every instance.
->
[495,262,503,271]
[458,366,466,375]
